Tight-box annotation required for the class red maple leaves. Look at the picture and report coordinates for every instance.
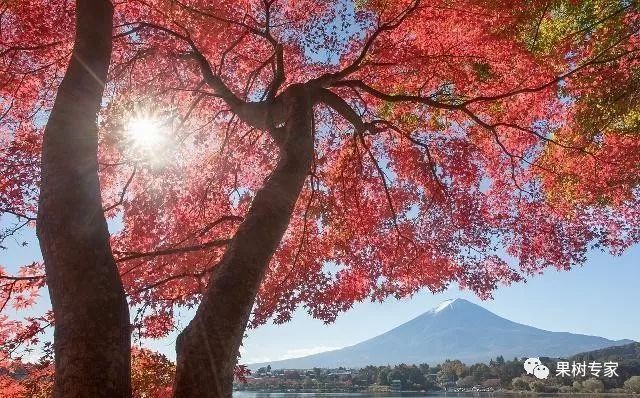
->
[1,0,639,387]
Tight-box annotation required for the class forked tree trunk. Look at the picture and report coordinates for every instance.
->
[36,0,131,396]
[173,85,314,398]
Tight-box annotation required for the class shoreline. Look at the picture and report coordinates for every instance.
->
[234,391,637,396]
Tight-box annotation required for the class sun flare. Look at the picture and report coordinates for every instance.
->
[126,117,164,150]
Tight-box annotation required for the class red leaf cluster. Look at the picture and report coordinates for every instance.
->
[2,0,638,357]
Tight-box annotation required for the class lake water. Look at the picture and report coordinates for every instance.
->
[235,394,457,398]
[234,393,628,398]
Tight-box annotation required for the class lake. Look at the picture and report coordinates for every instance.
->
[235,394,455,398]
[234,393,631,398]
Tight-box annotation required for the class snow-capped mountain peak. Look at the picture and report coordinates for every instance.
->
[250,298,633,369]
[432,298,457,313]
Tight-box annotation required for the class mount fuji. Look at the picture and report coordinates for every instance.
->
[251,298,632,369]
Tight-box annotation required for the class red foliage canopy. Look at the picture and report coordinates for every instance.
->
[1,0,639,365]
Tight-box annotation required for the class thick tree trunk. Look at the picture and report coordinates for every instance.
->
[173,85,314,398]
[36,0,131,397]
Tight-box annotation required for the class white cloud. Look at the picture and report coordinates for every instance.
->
[241,346,341,364]
[244,355,278,364]
[281,346,340,360]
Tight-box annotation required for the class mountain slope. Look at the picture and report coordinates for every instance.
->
[251,299,632,369]
[570,342,640,361]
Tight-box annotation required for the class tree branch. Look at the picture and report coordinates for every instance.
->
[115,238,231,264]
[313,0,421,87]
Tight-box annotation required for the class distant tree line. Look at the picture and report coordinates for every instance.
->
[243,343,640,393]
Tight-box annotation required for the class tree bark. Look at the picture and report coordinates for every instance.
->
[173,84,314,398]
[36,0,131,397]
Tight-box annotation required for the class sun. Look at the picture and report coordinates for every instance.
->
[126,116,165,150]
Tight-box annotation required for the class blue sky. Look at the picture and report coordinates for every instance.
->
[2,215,638,364]
[236,245,639,364]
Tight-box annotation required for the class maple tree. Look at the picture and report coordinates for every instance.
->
[0,348,174,398]
[1,0,639,396]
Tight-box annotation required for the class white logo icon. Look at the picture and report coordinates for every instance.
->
[524,357,542,374]
[524,357,549,379]
[533,364,550,379]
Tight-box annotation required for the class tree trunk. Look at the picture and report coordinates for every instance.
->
[173,85,314,398]
[36,0,131,397]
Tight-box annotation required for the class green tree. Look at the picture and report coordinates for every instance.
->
[529,380,546,392]
[359,365,378,385]
[404,365,427,389]
[624,376,640,393]
[469,363,493,381]
[573,380,583,391]
[377,367,391,386]
[512,377,529,391]
[498,358,525,386]
[582,378,605,393]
